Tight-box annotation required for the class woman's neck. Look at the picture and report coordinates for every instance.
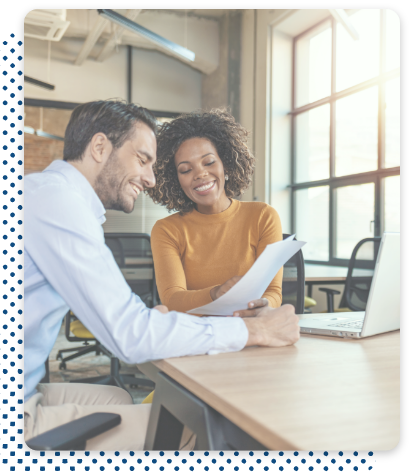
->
[196,195,232,215]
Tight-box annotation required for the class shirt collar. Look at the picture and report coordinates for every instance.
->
[44,160,107,225]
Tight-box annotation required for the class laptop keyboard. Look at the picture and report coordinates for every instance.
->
[329,320,363,329]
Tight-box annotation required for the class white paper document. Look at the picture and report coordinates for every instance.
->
[187,235,306,316]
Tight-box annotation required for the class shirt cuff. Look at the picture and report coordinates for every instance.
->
[202,316,249,355]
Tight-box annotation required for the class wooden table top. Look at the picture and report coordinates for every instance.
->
[151,330,399,451]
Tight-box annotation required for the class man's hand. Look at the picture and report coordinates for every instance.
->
[153,304,168,314]
[210,276,242,301]
[233,298,269,317]
[243,304,300,348]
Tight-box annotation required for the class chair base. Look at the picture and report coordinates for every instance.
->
[69,357,155,393]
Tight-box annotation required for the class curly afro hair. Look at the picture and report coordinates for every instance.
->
[146,108,255,213]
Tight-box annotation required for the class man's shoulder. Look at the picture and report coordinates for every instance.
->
[25,167,72,196]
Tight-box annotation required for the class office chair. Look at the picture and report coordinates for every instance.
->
[26,412,121,451]
[56,233,158,391]
[319,237,382,313]
[281,233,305,315]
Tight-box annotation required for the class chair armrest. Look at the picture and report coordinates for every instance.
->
[318,288,341,313]
[26,412,121,451]
[318,288,341,296]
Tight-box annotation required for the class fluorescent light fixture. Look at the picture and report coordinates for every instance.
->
[97,9,195,62]
[329,9,359,40]
[24,126,64,141]
[24,75,55,90]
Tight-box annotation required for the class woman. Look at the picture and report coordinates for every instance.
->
[147,109,283,317]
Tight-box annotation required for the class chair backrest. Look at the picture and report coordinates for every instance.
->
[340,237,382,312]
[104,233,158,307]
[281,233,305,315]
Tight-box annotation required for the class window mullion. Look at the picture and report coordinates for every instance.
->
[377,10,386,236]
[329,18,337,262]
[378,9,386,172]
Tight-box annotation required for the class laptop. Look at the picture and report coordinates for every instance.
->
[299,233,400,338]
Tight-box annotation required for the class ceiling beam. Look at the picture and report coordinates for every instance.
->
[97,9,141,62]
[74,15,108,66]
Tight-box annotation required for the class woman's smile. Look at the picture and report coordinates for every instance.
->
[193,180,216,195]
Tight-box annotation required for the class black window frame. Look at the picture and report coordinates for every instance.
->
[290,9,400,267]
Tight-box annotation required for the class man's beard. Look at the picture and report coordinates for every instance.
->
[94,149,135,213]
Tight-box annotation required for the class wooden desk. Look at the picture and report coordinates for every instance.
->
[141,330,399,451]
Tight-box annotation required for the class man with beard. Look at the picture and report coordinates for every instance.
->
[24,100,299,450]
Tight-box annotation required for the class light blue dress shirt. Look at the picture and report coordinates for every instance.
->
[24,160,249,402]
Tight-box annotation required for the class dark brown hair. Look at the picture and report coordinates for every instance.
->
[146,109,255,213]
[63,99,157,162]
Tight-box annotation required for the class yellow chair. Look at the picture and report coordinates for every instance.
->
[304,296,317,311]
[58,311,155,391]
[142,391,155,404]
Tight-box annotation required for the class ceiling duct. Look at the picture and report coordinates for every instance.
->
[24,9,70,42]
[97,9,195,62]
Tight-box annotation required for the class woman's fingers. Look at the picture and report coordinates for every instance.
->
[153,304,169,314]
[233,308,260,317]
[248,298,269,309]
[233,299,269,317]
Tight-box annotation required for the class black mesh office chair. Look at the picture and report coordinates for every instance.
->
[319,237,381,313]
[56,233,157,390]
[281,233,305,315]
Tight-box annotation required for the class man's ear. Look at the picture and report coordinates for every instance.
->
[89,132,112,164]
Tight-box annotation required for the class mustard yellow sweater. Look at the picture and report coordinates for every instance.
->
[151,199,283,313]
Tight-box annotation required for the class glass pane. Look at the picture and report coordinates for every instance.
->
[385,10,400,72]
[385,77,400,168]
[295,104,330,183]
[295,21,331,108]
[336,10,380,92]
[295,186,329,261]
[336,183,375,259]
[335,87,378,177]
[384,175,400,232]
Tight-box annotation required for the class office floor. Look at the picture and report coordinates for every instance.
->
[48,324,153,404]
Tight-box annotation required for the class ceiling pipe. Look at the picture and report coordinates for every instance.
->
[97,9,195,62]
[24,75,55,90]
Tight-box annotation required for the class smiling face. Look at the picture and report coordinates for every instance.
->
[174,137,230,214]
[94,122,157,213]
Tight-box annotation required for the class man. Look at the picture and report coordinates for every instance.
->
[24,100,299,450]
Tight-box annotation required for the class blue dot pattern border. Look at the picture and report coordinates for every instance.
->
[0,33,375,472]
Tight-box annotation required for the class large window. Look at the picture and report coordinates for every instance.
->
[291,9,400,265]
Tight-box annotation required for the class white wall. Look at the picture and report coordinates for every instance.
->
[131,48,202,112]
[24,37,128,102]
[24,36,202,112]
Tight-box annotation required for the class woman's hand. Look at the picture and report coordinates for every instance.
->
[153,304,169,314]
[233,298,269,317]
[210,277,270,317]
[210,276,242,301]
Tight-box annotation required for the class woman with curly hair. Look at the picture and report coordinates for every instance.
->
[147,109,283,317]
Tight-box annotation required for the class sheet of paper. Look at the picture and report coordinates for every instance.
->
[187,235,306,316]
